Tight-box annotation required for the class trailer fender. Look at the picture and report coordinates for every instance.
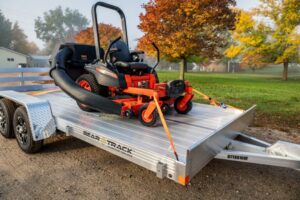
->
[0,91,56,141]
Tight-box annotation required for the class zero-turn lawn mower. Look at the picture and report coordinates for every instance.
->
[50,2,194,126]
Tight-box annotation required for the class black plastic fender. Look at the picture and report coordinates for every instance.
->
[85,65,120,87]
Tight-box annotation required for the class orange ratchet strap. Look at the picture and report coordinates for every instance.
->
[153,94,179,161]
[192,88,244,111]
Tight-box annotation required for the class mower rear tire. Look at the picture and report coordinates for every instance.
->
[174,96,193,114]
[138,104,158,127]
[76,74,106,112]
[0,99,16,138]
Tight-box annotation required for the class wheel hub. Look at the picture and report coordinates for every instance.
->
[0,109,6,131]
[16,116,28,144]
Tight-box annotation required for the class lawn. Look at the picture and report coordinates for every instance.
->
[158,71,300,129]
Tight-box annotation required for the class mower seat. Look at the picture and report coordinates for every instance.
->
[110,40,150,73]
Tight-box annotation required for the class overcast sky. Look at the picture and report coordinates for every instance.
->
[0,0,260,49]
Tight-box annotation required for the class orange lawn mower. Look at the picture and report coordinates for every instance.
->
[50,2,194,127]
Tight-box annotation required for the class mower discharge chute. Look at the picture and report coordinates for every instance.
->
[50,1,194,126]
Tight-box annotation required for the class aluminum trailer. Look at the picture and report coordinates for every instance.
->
[0,68,299,185]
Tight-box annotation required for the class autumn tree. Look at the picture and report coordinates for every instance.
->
[74,23,122,49]
[240,53,268,72]
[255,0,300,80]
[138,0,236,79]
[225,11,270,72]
[224,44,243,72]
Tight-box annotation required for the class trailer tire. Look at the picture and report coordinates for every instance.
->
[13,106,43,153]
[0,98,16,138]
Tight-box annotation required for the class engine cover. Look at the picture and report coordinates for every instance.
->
[167,80,185,98]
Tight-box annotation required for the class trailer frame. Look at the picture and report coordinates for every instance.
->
[0,67,299,185]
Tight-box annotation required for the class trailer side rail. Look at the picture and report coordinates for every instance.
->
[0,67,56,92]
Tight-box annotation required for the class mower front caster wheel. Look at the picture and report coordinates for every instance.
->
[174,96,193,114]
[138,104,158,127]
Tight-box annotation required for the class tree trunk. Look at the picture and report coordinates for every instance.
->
[227,60,230,73]
[184,58,188,73]
[283,62,288,81]
[179,57,187,80]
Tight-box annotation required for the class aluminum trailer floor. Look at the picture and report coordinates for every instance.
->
[1,90,299,185]
[36,91,255,185]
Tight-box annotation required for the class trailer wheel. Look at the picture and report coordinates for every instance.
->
[174,96,193,114]
[13,106,42,153]
[0,99,16,138]
[76,74,107,112]
[138,104,158,127]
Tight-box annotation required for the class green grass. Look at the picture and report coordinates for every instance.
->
[158,71,300,129]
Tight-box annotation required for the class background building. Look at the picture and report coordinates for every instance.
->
[27,55,51,68]
[0,47,28,68]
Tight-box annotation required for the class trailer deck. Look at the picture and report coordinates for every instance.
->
[0,67,299,185]
[37,91,255,184]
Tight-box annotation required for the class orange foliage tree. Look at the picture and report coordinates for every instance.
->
[74,23,122,49]
[240,53,268,72]
[138,0,237,79]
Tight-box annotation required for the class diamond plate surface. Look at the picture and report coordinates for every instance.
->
[0,90,56,141]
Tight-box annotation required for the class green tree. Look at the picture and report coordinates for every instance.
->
[10,22,39,54]
[256,0,300,80]
[0,10,12,48]
[35,6,89,50]
[138,0,237,80]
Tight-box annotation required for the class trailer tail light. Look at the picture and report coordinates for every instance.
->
[178,175,190,185]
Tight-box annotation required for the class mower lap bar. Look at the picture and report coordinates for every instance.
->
[50,47,122,115]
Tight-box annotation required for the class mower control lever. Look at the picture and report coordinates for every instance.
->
[151,42,160,73]
[104,36,122,64]
[109,48,120,54]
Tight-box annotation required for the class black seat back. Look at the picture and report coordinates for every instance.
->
[110,40,131,62]
[58,43,102,80]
